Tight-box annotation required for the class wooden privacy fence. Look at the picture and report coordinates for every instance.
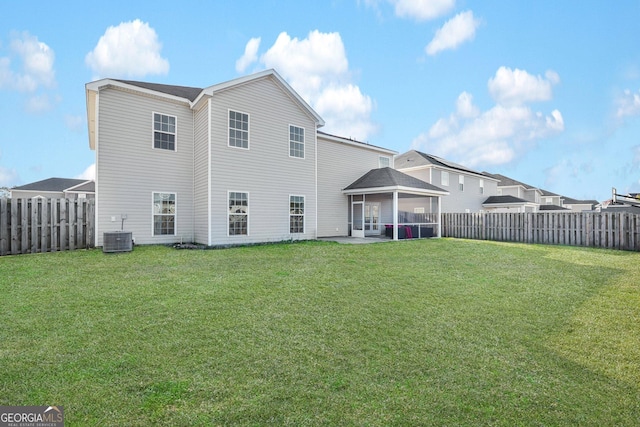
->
[0,198,95,256]
[442,212,640,251]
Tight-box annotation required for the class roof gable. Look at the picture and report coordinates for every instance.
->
[197,69,324,126]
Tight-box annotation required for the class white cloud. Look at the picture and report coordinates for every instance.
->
[615,88,640,119]
[24,93,54,113]
[75,163,95,180]
[391,0,456,21]
[249,30,377,141]
[0,31,56,92]
[64,114,84,132]
[426,10,481,55]
[412,68,564,168]
[488,67,560,106]
[260,31,349,100]
[235,37,261,73]
[85,19,169,79]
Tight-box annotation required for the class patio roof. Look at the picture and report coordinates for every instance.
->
[342,167,449,196]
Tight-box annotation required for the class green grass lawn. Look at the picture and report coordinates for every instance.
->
[1,239,639,426]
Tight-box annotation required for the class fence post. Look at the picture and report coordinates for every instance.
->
[0,199,7,256]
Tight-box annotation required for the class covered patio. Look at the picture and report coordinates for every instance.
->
[342,168,449,241]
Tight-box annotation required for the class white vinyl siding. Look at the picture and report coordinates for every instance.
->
[289,125,305,158]
[209,76,317,245]
[459,175,464,192]
[479,179,484,194]
[95,88,194,246]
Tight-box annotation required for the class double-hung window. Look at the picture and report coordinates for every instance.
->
[229,110,249,149]
[228,192,249,235]
[290,195,305,233]
[153,192,176,235]
[153,113,176,150]
[379,156,390,168]
[441,171,449,186]
[289,125,304,158]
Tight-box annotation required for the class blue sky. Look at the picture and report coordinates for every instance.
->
[1,0,639,202]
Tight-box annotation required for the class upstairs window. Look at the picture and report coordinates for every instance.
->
[459,175,464,192]
[379,156,391,168]
[229,110,249,149]
[153,113,176,150]
[479,179,484,194]
[289,125,305,158]
[290,195,305,233]
[441,171,449,186]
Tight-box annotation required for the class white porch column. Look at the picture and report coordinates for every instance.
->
[437,195,442,238]
[393,191,399,240]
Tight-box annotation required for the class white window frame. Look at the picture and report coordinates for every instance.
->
[152,192,177,236]
[152,112,177,151]
[289,195,305,234]
[228,110,250,150]
[289,125,305,159]
[228,191,249,236]
[459,175,464,192]
[379,156,391,168]
[441,171,449,186]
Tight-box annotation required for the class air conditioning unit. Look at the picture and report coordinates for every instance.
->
[103,231,133,253]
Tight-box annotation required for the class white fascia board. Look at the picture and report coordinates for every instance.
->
[343,185,449,197]
[85,79,191,105]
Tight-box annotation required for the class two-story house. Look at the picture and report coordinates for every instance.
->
[86,69,447,246]
[394,150,498,213]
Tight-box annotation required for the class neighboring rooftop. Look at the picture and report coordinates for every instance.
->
[12,178,93,192]
[396,150,489,178]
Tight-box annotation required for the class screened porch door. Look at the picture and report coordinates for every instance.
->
[364,202,381,236]
[352,201,365,238]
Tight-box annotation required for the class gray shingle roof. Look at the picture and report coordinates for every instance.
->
[483,195,530,204]
[396,150,486,177]
[344,167,446,192]
[12,178,92,192]
[115,80,203,102]
[539,204,569,211]
[482,172,538,190]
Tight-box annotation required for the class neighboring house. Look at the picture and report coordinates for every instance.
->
[560,196,597,212]
[86,69,443,246]
[395,150,497,213]
[10,178,95,200]
[482,173,542,212]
